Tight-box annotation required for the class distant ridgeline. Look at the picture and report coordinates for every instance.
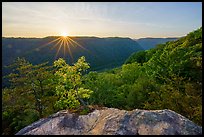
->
[2,36,143,87]
[135,37,178,50]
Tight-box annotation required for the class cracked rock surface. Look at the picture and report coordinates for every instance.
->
[16,108,202,135]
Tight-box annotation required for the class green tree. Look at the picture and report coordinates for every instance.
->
[53,56,93,110]
[2,57,57,134]
[143,27,202,125]
[125,50,147,65]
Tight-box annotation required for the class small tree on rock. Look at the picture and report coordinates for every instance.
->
[54,56,93,110]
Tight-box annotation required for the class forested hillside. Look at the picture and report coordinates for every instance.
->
[135,37,178,50]
[82,27,202,125]
[2,27,202,135]
[2,36,143,87]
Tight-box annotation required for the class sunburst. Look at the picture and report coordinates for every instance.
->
[22,34,97,64]
[30,35,90,63]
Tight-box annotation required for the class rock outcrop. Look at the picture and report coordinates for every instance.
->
[16,108,202,135]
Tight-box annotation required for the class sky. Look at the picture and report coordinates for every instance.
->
[2,2,202,39]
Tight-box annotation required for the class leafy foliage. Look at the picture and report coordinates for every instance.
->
[53,56,93,110]
[83,27,202,126]
[2,58,57,134]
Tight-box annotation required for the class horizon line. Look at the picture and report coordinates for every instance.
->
[2,35,181,39]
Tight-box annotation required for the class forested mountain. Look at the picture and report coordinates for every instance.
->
[2,36,143,87]
[82,27,202,126]
[135,37,178,50]
[2,37,143,70]
[2,27,202,135]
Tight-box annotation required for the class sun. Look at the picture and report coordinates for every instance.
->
[61,32,68,37]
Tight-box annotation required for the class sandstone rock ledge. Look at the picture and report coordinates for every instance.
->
[16,108,202,135]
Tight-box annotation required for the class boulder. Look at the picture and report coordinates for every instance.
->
[16,108,202,135]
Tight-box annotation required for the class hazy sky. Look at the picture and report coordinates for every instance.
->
[2,2,202,39]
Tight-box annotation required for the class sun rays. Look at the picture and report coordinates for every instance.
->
[26,36,90,63]
[56,36,84,60]
[47,36,88,61]
[19,34,99,64]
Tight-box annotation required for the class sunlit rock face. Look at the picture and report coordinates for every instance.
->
[16,108,202,135]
